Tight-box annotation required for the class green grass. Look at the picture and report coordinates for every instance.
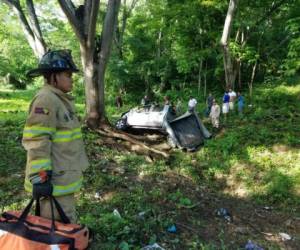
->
[0,80,299,249]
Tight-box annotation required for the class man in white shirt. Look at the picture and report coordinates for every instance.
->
[188,96,197,113]
[228,88,237,111]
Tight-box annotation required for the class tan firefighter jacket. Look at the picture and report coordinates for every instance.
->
[22,84,89,196]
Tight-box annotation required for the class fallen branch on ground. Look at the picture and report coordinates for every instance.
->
[95,125,170,159]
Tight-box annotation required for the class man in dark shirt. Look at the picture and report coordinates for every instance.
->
[206,92,214,116]
[141,95,150,106]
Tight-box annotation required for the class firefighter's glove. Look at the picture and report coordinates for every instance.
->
[30,170,53,199]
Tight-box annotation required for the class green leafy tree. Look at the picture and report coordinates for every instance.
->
[1,0,121,127]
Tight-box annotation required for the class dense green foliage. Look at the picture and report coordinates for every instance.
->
[0,5,35,85]
[108,0,300,98]
[0,0,299,96]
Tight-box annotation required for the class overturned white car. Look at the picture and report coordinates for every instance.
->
[116,104,211,151]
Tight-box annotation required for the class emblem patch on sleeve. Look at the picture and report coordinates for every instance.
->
[34,107,49,115]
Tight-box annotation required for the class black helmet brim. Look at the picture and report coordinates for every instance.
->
[26,67,79,78]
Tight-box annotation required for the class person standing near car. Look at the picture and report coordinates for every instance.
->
[162,95,169,110]
[115,95,123,108]
[175,98,183,115]
[228,88,237,111]
[23,50,89,223]
[222,90,230,120]
[188,96,197,113]
[141,95,150,106]
[141,94,151,111]
[164,95,171,106]
[206,92,214,117]
[163,95,176,115]
[209,99,220,129]
[237,92,245,116]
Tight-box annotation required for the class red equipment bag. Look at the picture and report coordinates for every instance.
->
[0,196,89,250]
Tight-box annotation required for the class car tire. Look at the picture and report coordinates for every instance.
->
[167,135,177,148]
[116,118,128,130]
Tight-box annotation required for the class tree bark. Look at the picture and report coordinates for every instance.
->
[238,60,242,89]
[160,60,170,92]
[80,45,100,128]
[249,60,257,101]
[82,0,101,128]
[3,0,47,59]
[197,59,202,95]
[98,0,121,122]
[204,61,207,97]
[157,27,162,59]
[57,0,85,43]
[220,0,238,89]
[26,0,47,57]
[156,20,163,83]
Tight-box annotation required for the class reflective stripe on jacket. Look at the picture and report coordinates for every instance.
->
[22,84,89,196]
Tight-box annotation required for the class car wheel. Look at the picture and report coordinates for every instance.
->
[116,118,128,130]
[167,135,177,148]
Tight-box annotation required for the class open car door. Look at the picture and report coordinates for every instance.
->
[165,112,211,150]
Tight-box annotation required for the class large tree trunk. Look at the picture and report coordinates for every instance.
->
[3,0,47,59]
[220,0,238,89]
[80,45,100,128]
[59,0,120,128]
[82,1,101,128]
[58,0,100,127]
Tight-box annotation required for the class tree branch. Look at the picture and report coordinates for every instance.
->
[2,0,46,58]
[99,0,121,67]
[57,0,86,44]
[253,0,288,29]
[86,0,100,50]
[3,0,34,38]
[114,0,138,58]
[96,127,169,159]
[26,0,42,40]
[26,0,47,54]
[243,0,288,49]
[220,0,238,88]
[96,0,121,119]
[128,0,139,16]
[220,0,238,46]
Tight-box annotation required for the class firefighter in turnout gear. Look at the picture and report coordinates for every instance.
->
[23,50,89,223]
